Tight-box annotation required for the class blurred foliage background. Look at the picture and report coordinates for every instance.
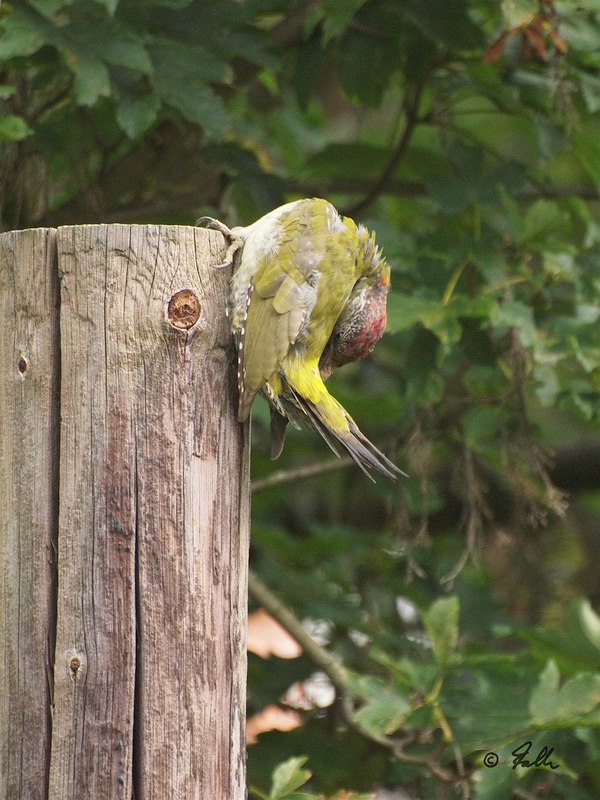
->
[3,0,600,797]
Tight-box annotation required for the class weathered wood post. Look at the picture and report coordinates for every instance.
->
[0,225,250,800]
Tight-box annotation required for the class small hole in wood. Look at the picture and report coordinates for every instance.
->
[17,356,28,375]
[69,657,81,673]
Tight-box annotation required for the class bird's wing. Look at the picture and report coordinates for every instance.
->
[236,199,334,420]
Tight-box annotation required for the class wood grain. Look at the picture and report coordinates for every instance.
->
[0,228,59,800]
[0,224,249,800]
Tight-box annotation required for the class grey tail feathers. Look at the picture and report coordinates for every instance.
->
[273,386,406,482]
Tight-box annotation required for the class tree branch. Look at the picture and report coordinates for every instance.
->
[251,457,353,494]
[344,81,427,216]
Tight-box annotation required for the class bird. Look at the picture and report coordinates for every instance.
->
[198,197,404,481]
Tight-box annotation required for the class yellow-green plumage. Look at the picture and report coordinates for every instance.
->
[205,197,403,480]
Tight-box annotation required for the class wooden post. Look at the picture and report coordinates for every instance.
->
[0,225,250,800]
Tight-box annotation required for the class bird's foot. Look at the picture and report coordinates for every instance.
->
[196,216,243,269]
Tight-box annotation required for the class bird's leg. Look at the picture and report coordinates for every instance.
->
[196,216,243,270]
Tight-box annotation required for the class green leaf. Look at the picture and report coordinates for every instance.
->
[520,599,600,673]
[315,0,370,42]
[0,114,33,141]
[501,0,538,27]
[462,406,502,452]
[520,199,568,245]
[491,301,537,348]
[577,599,600,654]
[25,0,67,15]
[116,90,161,138]
[324,795,373,800]
[573,127,600,190]
[453,101,539,167]
[387,292,464,348]
[72,55,111,105]
[275,795,315,800]
[303,143,389,179]
[150,39,228,86]
[269,757,312,800]
[404,0,483,48]
[534,363,560,407]
[529,659,560,722]
[353,694,411,737]
[150,40,228,137]
[422,596,460,668]
[551,674,600,722]
[100,33,153,74]
[0,9,47,59]
[530,660,600,727]
[386,295,437,333]
[351,677,411,736]
[93,0,120,15]
[472,762,519,800]
[338,6,401,106]
[446,665,535,752]
[580,71,600,113]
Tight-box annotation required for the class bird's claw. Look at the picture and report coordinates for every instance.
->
[196,216,233,237]
[196,216,244,269]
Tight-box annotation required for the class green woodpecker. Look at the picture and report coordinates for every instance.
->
[198,198,403,480]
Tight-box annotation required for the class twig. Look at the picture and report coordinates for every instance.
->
[345,81,427,216]
[441,445,484,587]
[251,457,353,493]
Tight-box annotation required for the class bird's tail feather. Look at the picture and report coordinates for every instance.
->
[284,383,405,481]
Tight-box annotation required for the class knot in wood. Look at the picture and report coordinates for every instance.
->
[167,289,201,329]
[17,354,29,375]
[69,657,81,674]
